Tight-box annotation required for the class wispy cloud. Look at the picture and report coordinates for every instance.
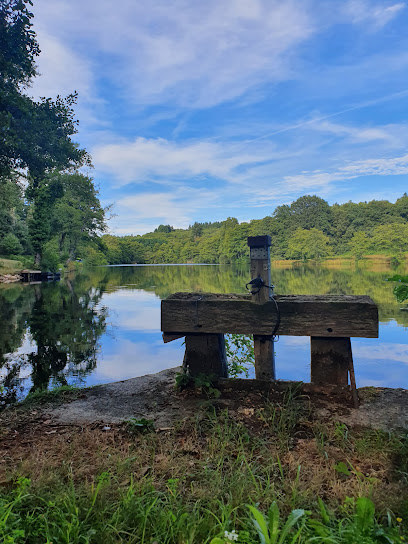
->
[112,188,219,234]
[277,153,408,194]
[29,30,94,100]
[92,137,273,186]
[32,0,313,108]
[343,0,405,28]
[28,0,408,233]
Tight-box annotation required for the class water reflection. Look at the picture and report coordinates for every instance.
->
[1,262,408,402]
[0,273,108,403]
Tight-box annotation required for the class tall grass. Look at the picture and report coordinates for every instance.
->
[1,397,407,542]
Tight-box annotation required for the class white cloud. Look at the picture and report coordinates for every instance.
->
[96,339,182,381]
[353,342,408,364]
[92,137,272,186]
[94,129,408,229]
[113,188,219,234]
[309,120,399,144]
[32,0,313,108]
[341,153,408,175]
[28,30,93,101]
[103,290,160,330]
[344,0,405,28]
[277,153,408,193]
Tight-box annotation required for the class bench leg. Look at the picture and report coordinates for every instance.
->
[311,337,351,386]
[253,335,276,380]
[184,334,228,378]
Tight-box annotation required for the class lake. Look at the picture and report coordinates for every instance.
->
[1,262,408,403]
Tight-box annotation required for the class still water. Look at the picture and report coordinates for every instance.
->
[1,262,408,402]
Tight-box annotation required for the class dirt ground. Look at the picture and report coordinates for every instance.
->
[1,367,407,433]
[0,368,407,506]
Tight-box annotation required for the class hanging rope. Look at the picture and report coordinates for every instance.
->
[245,275,280,340]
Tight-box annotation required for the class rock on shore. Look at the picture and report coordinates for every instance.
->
[0,274,21,283]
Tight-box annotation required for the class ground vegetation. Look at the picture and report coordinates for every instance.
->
[0,387,407,543]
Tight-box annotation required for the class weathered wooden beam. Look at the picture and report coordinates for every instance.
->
[161,293,378,338]
[310,337,351,386]
[248,235,275,380]
[183,334,228,378]
[162,333,185,343]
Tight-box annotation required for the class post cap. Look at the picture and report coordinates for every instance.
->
[247,235,271,248]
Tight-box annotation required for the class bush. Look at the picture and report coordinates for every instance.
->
[0,233,23,255]
[81,246,108,266]
[40,240,60,272]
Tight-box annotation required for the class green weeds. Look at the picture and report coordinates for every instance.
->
[1,479,406,543]
[225,334,255,378]
[21,384,82,406]
[125,417,155,434]
[175,371,221,398]
[1,401,407,542]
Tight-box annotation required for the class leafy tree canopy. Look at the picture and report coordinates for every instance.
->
[287,227,333,260]
[0,0,90,183]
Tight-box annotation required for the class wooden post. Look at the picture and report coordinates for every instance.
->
[247,236,276,380]
[310,337,351,386]
[183,334,228,378]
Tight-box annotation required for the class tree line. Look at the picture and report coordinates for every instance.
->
[0,0,107,270]
[101,194,408,265]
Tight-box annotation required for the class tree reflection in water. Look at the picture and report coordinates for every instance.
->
[0,273,108,405]
[1,261,408,405]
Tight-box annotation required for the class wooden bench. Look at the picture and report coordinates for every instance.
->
[160,236,378,389]
[161,292,378,386]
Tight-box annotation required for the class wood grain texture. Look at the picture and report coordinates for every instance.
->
[161,293,378,338]
[248,238,275,380]
[162,333,184,343]
[311,336,351,386]
[183,334,228,377]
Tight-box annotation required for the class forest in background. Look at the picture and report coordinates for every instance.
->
[101,194,408,265]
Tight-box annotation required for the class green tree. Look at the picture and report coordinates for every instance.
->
[371,223,408,255]
[348,231,370,260]
[289,195,333,235]
[102,235,123,264]
[1,1,90,182]
[154,224,174,233]
[0,173,28,252]
[395,193,408,221]
[51,172,107,264]
[0,232,22,255]
[287,228,333,260]
[28,181,55,265]
[1,0,92,267]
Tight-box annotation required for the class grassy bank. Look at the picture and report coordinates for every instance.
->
[0,255,35,276]
[271,253,408,271]
[1,390,407,543]
[0,257,24,275]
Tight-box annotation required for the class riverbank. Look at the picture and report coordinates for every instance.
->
[0,257,24,282]
[1,369,407,542]
[0,273,21,283]
[272,254,408,270]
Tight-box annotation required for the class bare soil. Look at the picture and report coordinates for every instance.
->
[1,368,407,434]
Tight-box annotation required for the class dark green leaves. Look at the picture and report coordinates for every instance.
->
[387,275,408,303]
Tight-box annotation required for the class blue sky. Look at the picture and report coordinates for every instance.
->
[29,0,408,235]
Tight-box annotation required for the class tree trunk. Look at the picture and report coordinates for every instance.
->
[59,232,66,253]
[34,252,41,267]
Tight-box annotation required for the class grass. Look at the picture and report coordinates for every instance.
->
[0,255,34,275]
[0,257,23,275]
[20,384,84,406]
[1,391,407,543]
